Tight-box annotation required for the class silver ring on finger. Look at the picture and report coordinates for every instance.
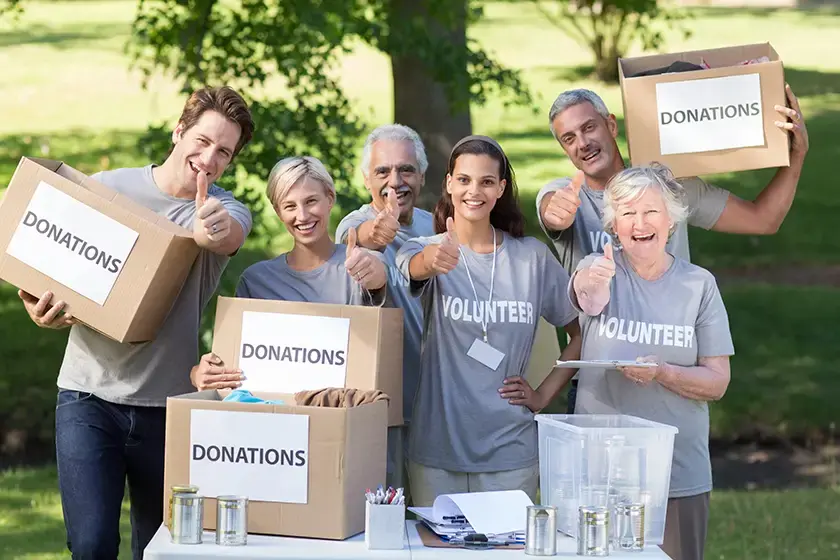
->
[521,390,525,398]
[211,224,218,234]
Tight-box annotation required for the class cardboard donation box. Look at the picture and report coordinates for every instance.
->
[618,43,790,178]
[163,390,388,539]
[0,157,199,342]
[211,296,404,426]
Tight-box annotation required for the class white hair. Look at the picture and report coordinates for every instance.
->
[602,163,689,238]
[360,124,429,177]
[266,155,335,209]
[548,89,611,140]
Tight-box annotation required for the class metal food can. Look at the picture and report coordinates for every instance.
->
[170,493,204,545]
[216,495,248,546]
[525,505,557,556]
[577,506,609,557]
[617,503,645,552]
[167,485,199,529]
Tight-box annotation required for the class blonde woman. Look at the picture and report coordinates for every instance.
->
[191,155,388,391]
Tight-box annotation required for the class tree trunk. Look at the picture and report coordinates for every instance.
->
[388,0,472,211]
[595,51,621,84]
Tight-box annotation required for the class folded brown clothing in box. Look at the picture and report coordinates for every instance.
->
[294,387,390,408]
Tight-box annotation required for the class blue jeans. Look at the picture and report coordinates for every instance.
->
[55,390,166,559]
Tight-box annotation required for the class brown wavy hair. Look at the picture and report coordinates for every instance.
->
[432,138,526,237]
[176,86,255,158]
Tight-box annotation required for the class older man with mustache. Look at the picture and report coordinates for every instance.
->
[335,124,435,498]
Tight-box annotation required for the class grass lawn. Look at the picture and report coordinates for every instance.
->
[0,1,839,557]
[1,466,839,559]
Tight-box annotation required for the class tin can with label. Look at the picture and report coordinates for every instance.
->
[525,505,557,556]
[167,485,199,529]
[216,495,248,546]
[577,506,609,556]
[617,503,645,551]
[170,493,204,544]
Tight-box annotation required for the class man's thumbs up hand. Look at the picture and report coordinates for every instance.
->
[368,188,401,248]
[542,171,583,231]
[193,172,231,243]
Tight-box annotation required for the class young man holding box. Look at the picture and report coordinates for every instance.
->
[18,86,255,559]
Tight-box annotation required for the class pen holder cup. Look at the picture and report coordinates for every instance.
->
[365,501,406,550]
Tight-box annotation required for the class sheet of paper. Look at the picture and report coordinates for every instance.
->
[189,409,310,503]
[238,311,350,393]
[6,181,139,305]
[655,73,765,155]
[438,490,533,535]
[556,359,658,369]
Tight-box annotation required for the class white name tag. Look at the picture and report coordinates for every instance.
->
[467,338,505,370]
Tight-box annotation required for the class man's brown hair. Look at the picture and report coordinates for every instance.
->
[177,86,255,157]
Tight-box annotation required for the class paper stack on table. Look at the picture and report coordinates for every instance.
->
[408,490,532,542]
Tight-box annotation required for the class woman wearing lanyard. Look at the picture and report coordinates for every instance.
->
[190,155,389,391]
[395,135,582,505]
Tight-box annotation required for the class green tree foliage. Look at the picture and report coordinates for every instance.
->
[127,0,535,238]
[532,0,691,83]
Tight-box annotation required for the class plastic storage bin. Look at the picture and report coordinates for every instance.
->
[536,414,678,546]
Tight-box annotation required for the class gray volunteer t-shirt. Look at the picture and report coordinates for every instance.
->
[235,244,388,307]
[535,176,729,273]
[395,232,577,472]
[57,164,253,407]
[571,249,735,497]
[335,205,434,423]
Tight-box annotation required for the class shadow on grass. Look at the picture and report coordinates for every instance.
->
[689,4,840,19]
[0,21,128,50]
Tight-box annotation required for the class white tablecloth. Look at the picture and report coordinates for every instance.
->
[144,521,671,559]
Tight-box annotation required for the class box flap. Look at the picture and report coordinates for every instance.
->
[620,43,776,77]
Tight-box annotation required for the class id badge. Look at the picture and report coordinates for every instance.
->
[467,338,506,370]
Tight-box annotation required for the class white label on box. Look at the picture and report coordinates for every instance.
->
[189,409,310,503]
[5,181,139,305]
[238,311,351,393]
[655,73,765,155]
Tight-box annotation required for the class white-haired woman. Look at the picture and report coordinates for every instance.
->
[190,155,389,391]
[570,163,734,560]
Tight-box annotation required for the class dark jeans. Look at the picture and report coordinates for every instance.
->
[55,389,166,560]
[567,378,578,413]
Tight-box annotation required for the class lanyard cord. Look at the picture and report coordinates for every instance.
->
[458,227,497,343]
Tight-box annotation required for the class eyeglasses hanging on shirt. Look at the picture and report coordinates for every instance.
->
[460,227,505,371]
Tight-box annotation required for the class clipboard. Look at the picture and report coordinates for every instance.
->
[416,522,525,550]
[556,359,659,369]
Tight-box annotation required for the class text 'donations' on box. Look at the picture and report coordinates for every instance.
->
[655,73,765,156]
[238,311,351,394]
[5,181,139,305]
[189,409,310,503]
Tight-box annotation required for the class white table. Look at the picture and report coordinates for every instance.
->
[145,521,671,559]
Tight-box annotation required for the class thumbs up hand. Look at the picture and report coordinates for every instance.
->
[345,227,387,290]
[589,242,616,288]
[426,217,461,275]
[574,242,616,315]
[193,172,231,244]
[368,188,401,248]
[542,171,584,231]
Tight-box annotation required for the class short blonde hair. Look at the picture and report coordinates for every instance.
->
[266,156,335,209]
[602,163,689,237]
